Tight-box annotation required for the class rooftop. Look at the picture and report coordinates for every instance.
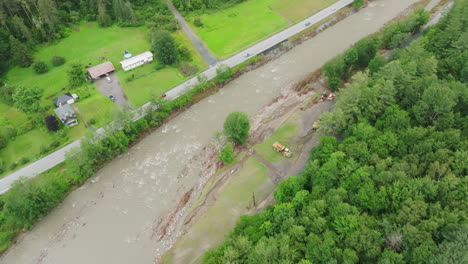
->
[53,93,73,105]
[87,61,115,79]
[54,104,75,121]
[120,51,153,68]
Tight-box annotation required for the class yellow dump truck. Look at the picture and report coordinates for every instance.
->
[272,142,293,158]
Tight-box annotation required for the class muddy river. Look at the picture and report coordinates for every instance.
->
[1,0,421,263]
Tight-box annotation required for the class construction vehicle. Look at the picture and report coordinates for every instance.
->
[272,142,293,158]
[312,121,319,131]
[319,91,336,102]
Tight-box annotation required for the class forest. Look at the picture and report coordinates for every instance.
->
[0,0,174,75]
[202,1,468,263]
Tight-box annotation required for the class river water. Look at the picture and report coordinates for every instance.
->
[1,0,421,263]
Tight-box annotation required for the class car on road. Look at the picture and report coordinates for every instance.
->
[305,22,311,26]
[109,95,116,102]
[106,76,112,83]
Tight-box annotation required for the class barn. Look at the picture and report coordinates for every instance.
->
[86,61,115,81]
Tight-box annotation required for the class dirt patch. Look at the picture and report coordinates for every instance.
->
[153,187,194,240]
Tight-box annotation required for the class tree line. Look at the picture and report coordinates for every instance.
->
[202,1,467,263]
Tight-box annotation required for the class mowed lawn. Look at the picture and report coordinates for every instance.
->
[188,0,337,58]
[189,0,288,58]
[271,0,337,22]
[117,67,185,107]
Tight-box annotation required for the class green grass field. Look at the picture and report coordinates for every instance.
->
[0,129,54,172]
[166,157,273,264]
[187,0,337,58]
[270,0,337,22]
[117,66,185,107]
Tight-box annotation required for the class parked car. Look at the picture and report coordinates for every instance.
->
[109,95,116,102]
[106,76,112,83]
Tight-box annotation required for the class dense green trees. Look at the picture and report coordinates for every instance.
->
[152,30,178,65]
[173,0,247,11]
[203,3,467,263]
[323,9,429,90]
[223,112,250,145]
[12,86,43,114]
[68,63,85,87]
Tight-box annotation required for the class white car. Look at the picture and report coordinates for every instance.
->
[106,76,112,83]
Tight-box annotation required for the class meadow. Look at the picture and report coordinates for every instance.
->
[188,0,337,58]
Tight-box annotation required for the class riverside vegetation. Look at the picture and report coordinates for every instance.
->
[202,2,467,264]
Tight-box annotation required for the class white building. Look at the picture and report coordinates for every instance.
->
[120,51,153,71]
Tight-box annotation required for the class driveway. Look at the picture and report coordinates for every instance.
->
[95,72,129,110]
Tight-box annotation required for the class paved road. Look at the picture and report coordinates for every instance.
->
[166,0,218,66]
[0,0,353,195]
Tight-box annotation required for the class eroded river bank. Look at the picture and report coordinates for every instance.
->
[1,0,423,263]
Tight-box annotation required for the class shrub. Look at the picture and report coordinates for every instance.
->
[68,63,85,87]
[89,119,96,125]
[216,65,233,83]
[177,45,192,61]
[224,112,250,145]
[45,115,59,132]
[50,141,60,149]
[327,76,341,90]
[178,62,198,76]
[0,159,4,174]
[0,135,6,149]
[32,60,49,74]
[194,17,203,27]
[51,56,66,66]
[353,0,364,8]
[19,157,30,165]
[219,143,235,164]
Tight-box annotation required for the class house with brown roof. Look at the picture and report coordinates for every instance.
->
[86,61,115,81]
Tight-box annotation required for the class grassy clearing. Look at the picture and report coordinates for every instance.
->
[118,67,185,107]
[0,129,54,171]
[255,119,299,163]
[74,90,120,128]
[271,0,337,22]
[167,157,273,264]
[187,0,337,58]
[188,0,288,58]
